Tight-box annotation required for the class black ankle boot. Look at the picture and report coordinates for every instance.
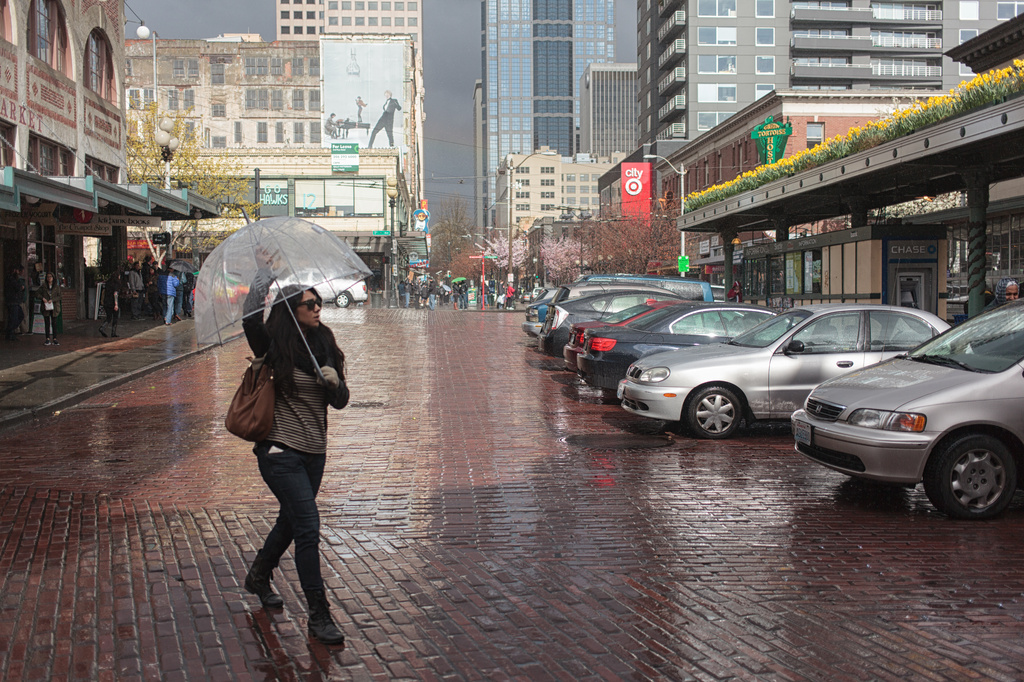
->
[244,552,284,609]
[304,589,345,645]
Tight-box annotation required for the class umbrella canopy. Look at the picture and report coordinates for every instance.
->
[167,259,195,273]
[194,216,372,345]
[451,277,467,283]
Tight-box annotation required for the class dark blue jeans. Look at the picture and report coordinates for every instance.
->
[254,442,326,593]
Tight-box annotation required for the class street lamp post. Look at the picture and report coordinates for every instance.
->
[502,149,557,292]
[644,153,689,278]
[387,177,398,308]
[137,24,179,190]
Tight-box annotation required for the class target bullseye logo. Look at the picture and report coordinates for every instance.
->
[624,177,644,196]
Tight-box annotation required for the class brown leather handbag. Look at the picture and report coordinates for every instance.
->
[225,357,275,441]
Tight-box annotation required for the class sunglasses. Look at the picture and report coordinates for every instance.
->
[297,298,322,311]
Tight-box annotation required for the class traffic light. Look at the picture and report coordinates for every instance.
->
[677,255,690,273]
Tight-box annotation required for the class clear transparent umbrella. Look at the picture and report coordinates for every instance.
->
[194,216,372,346]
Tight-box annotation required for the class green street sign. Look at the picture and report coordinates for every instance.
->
[372,230,391,236]
[678,255,690,273]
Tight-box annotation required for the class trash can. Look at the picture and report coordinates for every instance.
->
[369,292,384,308]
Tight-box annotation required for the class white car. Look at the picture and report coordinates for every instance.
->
[619,304,949,439]
[331,279,368,308]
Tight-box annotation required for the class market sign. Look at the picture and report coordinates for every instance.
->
[620,162,652,217]
[751,116,793,165]
[331,142,359,173]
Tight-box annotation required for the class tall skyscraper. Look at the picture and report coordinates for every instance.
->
[638,0,1003,146]
[579,63,638,157]
[478,0,617,227]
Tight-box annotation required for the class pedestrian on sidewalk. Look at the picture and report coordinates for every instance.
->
[241,278,350,646]
[37,272,61,346]
[128,261,145,319]
[427,278,437,310]
[158,266,180,325]
[98,271,121,337]
[4,265,25,341]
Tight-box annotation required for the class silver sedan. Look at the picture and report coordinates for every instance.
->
[619,304,949,439]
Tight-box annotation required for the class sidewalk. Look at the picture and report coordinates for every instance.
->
[0,314,209,430]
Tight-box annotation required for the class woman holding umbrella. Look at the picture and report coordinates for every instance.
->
[240,272,350,646]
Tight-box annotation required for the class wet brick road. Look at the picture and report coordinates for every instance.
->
[2,308,1024,681]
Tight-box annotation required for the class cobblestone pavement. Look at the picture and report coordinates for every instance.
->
[2,308,1024,681]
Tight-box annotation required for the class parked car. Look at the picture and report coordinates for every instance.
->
[575,274,715,302]
[330,278,368,308]
[527,281,672,338]
[711,285,725,301]
[523,286,549,304]
[538,289,684,356]
[523,288,560,336]
[618,304,949,439]
[562,300,685,372]
[792,300,1024,519]
[578,303,775,390]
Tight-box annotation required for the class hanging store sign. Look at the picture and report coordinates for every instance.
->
[331,142,359,173]
[751,116,792,165]
[620,162,652,217]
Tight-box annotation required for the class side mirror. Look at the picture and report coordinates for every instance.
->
[785,339,805,355]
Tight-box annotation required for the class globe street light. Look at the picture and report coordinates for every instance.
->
[387,177,399,308]
[137,24,179,190]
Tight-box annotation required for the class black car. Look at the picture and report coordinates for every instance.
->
[576,303,776,390]
[537,288,684,356]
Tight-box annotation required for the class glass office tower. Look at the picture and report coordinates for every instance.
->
[479,0,616,227]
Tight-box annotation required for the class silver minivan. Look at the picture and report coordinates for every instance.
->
[792,300,1024,519]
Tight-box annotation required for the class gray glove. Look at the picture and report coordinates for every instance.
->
[317,365,340,389]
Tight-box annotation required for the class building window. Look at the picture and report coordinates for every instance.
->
[697,54,737,74]
[281,25,290,34]
[271,58,283,75]
[342,16,352,24]
[211,136,227,148]
[309,90,321,111]
[85,31,115,101]
[28,135,72,176]
[212,103,226,117]
[29,0,68,74]
[128,89,141,109]
[395,16,404,25]
[540,191,554,199]
[541,178,554,186]
[997,2,1024,18]
[697,0,737,17]
[381,16,390,25]
[183,89,194,110]
[167,89,178,110]
[292,122,305,144]
[755,83,774,99]
[173,58,185,78]
[281,10,289,18]
[188,59,198,78]
[257,122,268,143]
[246,89,270,109]
[275,121,285,143]
[329,0,338,7]
[245,57,268,75]
[234,121,243,143]
[310,121,321,143]
[697,111,733,131]
[755,0,773,16]
[697,26,737,45]
[211,63,225,84]
[697,83,737,103]
[368,17,377,25]
[408,16,417,25]
[86,156,118,183]
[355,16,364,25]
[755,27,774,46]
[306,25,317,33]
[541,166,555,174]
[271,90,284,110]
[310,58,320,76]
[806,122,825,148]
[292,57,304,75]
[292,90,305,109]
[959,1,979,20]
[329,16,338,24]
[755,56,775,74]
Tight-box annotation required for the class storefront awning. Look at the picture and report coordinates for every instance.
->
[3,167,96,212]
[127,183,220,220]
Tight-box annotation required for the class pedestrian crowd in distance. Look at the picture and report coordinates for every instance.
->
[396,277,471,310]
[97,255,196,337]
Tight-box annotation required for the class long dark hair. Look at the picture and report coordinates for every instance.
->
[264,286,345,397]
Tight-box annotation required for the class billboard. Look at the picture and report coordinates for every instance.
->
[320,39,408,155]
[620,162,652,217]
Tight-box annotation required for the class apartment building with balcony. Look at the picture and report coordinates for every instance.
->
[638,0,1006,147]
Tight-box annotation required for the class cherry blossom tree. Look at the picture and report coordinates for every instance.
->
[483,233,529,278]
[540,234,585,285]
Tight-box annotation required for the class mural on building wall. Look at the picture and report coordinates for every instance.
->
[320,39,407,154]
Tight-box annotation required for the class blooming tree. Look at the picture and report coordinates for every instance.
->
[540,234,585,285]
[483,233,529,277]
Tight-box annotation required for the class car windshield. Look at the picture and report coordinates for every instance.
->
[729,310,813,347]
[603,303,660,325]
[908,303,1024,373]
[627,304,698,331]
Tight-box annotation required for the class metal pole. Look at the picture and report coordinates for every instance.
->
[507,159,513,287]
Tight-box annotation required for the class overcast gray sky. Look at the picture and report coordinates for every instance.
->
[128,0,636,216]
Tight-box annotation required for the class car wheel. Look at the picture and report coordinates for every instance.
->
[685,385,743,439]
[335,292,351,308]
[923,434,1016,520]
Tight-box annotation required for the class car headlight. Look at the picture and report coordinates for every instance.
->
[847,409,926,432]
[639,367,670,383]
